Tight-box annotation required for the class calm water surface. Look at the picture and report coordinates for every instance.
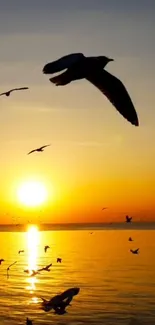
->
[0,227,155,325]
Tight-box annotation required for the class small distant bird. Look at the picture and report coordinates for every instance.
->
[89,232,93,235]
[7,261,17,279]
[43,53,139,126]
[126,215,132,223]
[26,318,33,325]
[27,145,51,155]
[130,248,139,255]
[18,250,24,254]
[24,269,30,274]
[129,237,133,242]
[0,259,4,265]
[38,263,52,272]
[44,245,50,253]
[0,87,29,97]
[102,207,108,211]
[57,258,62,263]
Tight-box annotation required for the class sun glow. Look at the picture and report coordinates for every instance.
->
[26,225,40,292]
[17,180,47,207]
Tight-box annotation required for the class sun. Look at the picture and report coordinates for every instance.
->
[17,181,47,207]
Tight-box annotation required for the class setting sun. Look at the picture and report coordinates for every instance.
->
[17,181,47,207]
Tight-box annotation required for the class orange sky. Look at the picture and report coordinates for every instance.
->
[0,2,155,224]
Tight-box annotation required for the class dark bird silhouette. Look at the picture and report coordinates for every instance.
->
[26,318,33,325]
[102,207,108,211]
[57,258,62,263]
[41,287,80,313]
[7,261,17,279]
[27,145,51,155]
[126,215,132,223]
[24,269,30,274]
[0,87,29,97]
[43,53,139,126]
[44,245,50,253]
[130,248,139,255]
[38,263,52,272]
[129,237,133,242]
[18,250,24,254]
[0,259,4,265]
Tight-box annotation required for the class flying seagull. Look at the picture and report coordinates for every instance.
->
[102,207,108,211]
[7,261,17,279]
[0,87,29,97]
[44,245,50,253]
[43,53,139,126]
[0,259,4,265]
[38,263,52,272]
[130,248,139,255]
[57,258,62,263]
[126,215,132,223]
[41,287,80,313]
[27,144,51,155]
[18,250,24,254]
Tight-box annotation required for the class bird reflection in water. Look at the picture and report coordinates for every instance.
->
[25,226,40,301]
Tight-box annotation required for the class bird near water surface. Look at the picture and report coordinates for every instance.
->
[130,248,139,255]
[0,87,29,97]
[43,53,139,126]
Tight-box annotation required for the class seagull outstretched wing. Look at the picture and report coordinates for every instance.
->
[27,149,36,155]
[13,87,29,91]
[86,69,139,126]
[43,53,84,74]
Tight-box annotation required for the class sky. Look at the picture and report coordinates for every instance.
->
[0,0,155,224]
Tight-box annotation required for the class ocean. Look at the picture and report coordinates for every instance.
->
[0,224,155,325]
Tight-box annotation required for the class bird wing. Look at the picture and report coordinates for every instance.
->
[0,92,7,96]
[12,87,29,91]
[8,261,17,268]
[43,53,84,74]
[40,144,50,150]
[46,263,52,268]
[86,70,139,126]
[135,249,139,253]
[27,149,36,155]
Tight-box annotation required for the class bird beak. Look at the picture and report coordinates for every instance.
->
[109,58,114,62]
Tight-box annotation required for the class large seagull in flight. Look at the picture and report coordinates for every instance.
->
[43,53,139,126]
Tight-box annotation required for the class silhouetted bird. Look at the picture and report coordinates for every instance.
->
[18,250,24,254]
[130,248,139,255]
[44,245,50,253]
[102,207,108,210]
[126,215,132,223]
[38,263,52,272]
[129,237,133,241]
[0,87,29,97]
[41,287,80,313]
[0,259,4,265]
[57,258,62,263]
[26,318,33,325]
[43,53,139,126]
[27,145,51,155]
[24,269,30,274]
[7,261,17,279]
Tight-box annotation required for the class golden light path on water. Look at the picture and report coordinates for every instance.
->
[26,225,40,301]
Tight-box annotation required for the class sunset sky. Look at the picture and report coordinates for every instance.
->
[0,0,155,224]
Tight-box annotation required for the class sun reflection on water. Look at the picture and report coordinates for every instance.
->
[26,225,40,293]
